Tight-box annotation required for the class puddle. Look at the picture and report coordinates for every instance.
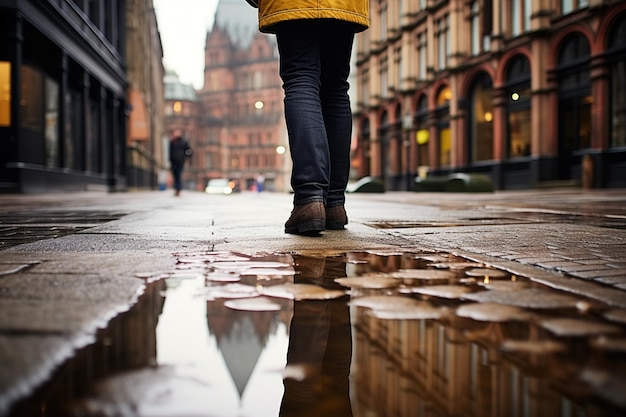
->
[7,250,626,417]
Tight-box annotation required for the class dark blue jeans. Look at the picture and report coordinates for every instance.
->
[171,163,184,191]
[276,20,355,208]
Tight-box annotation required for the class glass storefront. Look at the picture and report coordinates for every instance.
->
[609,17,626,148]
[0,61,9,127]
[505,55,531,158]
[20,65,43,132]
[469,73,494,162]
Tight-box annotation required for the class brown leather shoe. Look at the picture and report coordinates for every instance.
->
[326,205,348,230]
[285,201,326,235]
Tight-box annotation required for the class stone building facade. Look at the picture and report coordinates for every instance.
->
[0,0,165,193]
[354,0,626,190]
[125,0,166,190]
[164,1,289,193]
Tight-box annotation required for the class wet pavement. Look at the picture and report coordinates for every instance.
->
[1,188,626,416]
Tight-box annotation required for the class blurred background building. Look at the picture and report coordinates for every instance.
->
[164,0,289,193]
[3,1,624,194]
[354,0,626,190]
[0,0,165,193]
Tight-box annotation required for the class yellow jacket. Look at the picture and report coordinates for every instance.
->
[258,0,369,34]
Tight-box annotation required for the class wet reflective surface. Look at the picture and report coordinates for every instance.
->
[8,250,626,417]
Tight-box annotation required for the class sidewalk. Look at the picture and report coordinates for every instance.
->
[1,188,625,414]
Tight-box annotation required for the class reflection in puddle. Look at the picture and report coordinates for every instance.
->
[7,251,626,416]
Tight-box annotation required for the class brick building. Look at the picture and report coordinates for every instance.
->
[354,0,626,190]
[164,0,289,193]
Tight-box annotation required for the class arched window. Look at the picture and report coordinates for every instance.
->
[505,55,531,158]
[415,95,429,167]
[608,16,626,148]
[436,86,451,166]
[557,32,591,179]
[468,73,494,162]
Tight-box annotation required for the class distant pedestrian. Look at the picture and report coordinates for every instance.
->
[256,173,265,192]
[255,0,370,235]
[169,129,192,196]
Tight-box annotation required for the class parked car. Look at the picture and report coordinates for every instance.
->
[205,178,239,195]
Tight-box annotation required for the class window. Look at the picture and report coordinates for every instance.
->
[608,17,626,148]
[469,73,494,162]
[471,2,480,56]
[557,33,592,178]
[0,62,9,127]
[417,33,427,80]
[361,67,370,105]
[436,15,449,70]
[395,47,402,90]
[380,1,388,42]
[562,0,589,15]
[506,0,532,37]
[505,55,531,158]
[380,57,388,99]
[20,66,43,132]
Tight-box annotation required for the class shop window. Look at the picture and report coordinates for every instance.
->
[557,33,591,152]
[436,86,451,166]
[0,62,9,127]
[609,17,626,148]
[20,65,43,132]
[469,73,494,162]
[505,55,531,158]
[45,77,59,168]
[415,94,429,168]
[556,33,591,179]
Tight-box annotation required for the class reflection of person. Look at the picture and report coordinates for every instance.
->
[256,1,370,235]
[280,256,353,417]
[169,129,192,196]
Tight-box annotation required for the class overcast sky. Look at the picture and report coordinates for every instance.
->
[154,0,219,89]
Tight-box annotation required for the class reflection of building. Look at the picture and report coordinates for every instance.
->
[163,0,290,192]
[0,0,165,193]
[355,1,626,190]
[206,298,291,399]
[351,307,594,416]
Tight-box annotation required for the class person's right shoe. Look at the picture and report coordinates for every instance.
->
[285,201,326,236]
[326,205,348,230]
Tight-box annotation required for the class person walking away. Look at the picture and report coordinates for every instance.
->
[169,129,192,196]
[255,0,370,235]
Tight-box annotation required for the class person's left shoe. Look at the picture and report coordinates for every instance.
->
[285,202,326,236]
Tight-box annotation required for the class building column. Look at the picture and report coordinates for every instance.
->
[82,72,91,172]
[59,52,68,168]
[492,86,507,189]
[588,54,610,187]
[99,85,107,176]
[530,35,556,184]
